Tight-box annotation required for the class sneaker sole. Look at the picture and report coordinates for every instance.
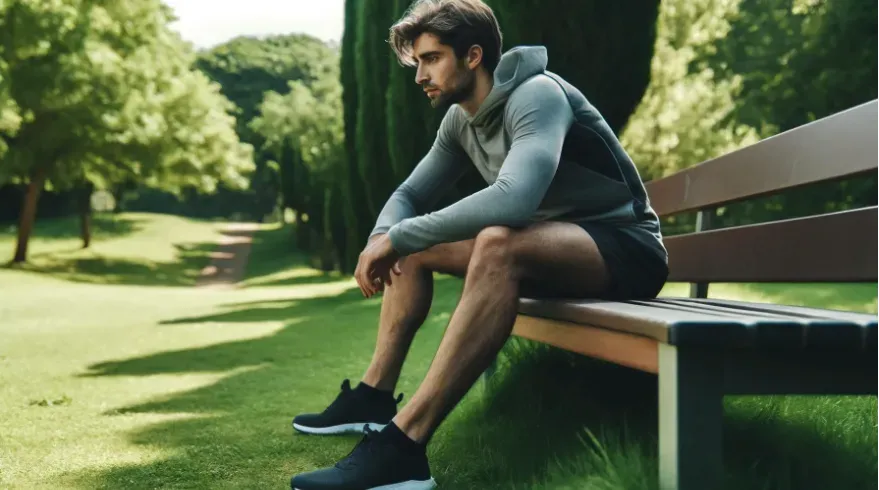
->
[294,478,437,490]
[292,422,387,435]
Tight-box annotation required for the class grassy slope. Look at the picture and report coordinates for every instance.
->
[0,215,875,489]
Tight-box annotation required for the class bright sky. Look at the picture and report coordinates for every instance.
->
[163,0,345,49]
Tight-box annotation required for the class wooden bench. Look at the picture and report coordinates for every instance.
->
[509,100,879,490]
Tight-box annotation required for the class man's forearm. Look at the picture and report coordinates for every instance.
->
[386,141,559,256]
[369,183,420,239]
[368,145,468,245]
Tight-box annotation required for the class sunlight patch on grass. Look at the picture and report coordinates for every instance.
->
[241,265,348,288]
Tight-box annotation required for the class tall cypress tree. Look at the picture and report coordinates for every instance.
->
[488,0,659,133]
[339,0,374,269]
[354,0,398,218]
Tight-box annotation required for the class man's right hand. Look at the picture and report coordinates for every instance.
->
[354,233,402,297]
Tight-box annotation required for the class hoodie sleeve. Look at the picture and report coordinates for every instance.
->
[369,107,470,240]
[387,76,574,256]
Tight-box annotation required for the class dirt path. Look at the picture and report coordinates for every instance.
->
[196,222,261,289]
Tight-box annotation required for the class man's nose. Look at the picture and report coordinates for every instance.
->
[415,65,428,85]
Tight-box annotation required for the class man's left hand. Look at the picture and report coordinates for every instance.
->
[354,233,402,298]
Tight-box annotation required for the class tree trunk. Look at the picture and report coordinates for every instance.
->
[294,208,309,250]
[319,187,337,272]
[13,167,47,263]
[79,181,94,248]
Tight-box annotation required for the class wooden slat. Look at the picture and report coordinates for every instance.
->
[645,100,878,217]
[512,315,659,373]
[678,298,878,349]
[665,207,878,283]
[672,298,878,327]
[649,299,868,349]
[519,298,752,346]
[518,296,874,349]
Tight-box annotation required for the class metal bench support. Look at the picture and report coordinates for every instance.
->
[658,344,724,490]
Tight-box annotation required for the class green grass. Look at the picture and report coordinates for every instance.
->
[0,214,875,489]
[0,212,226,286]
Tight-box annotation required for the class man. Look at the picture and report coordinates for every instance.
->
[290,0,668,488]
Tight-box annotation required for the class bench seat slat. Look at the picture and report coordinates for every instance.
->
[518,297,877,349]
[649,299,870,348]
[684,298,878,326]
[519,298,750,346]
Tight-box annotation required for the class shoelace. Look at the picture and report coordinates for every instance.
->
[335,427,383,469]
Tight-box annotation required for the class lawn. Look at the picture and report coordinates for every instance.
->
[0,212,875,489]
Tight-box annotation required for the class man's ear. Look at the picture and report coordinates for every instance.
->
[467,45,483,70]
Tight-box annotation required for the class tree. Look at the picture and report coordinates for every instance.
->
[354,0,398,218]
[694,0,877,134]
[487,0,661,133]
[619,0,761,181]
[338,0,377,270]
[251,73,346,270]
[0,48,20,161]
[194,34,338,220]
[0,0,254,262]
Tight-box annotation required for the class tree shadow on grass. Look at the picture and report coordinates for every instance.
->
[1,220,266,286]
[4,240,219,286]
[157,294,351,326]
[0,213,146,241]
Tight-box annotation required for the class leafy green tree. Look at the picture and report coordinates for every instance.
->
[620,0,761,180]
[251,72,346,270]
[695,0,877,133]
[194,34,338,219]
[0,0,253,262]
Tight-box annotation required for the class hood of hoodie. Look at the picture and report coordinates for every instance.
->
[468,45,548,128]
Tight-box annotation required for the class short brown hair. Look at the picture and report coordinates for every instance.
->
[389,0,503,73]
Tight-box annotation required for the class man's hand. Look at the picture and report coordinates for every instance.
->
[355,233,402,298]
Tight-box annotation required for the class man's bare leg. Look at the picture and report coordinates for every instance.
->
[360,240,473,392]
[392,222,611,443]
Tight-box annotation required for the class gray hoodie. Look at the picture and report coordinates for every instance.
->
[371,46,666,260]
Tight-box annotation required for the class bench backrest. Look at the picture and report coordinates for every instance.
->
[644,100,878,292]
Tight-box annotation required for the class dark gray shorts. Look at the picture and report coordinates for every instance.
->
[577,221,669,300]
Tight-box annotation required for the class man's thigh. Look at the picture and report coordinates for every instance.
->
[410,222,611,298]
[511,221,612,299]
[407,239,474,278]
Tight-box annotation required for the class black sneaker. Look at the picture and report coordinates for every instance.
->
[290,426,437,490]
[292,379,403,435]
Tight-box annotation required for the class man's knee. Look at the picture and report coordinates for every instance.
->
[470,226,519,275]
[473,226,513,250]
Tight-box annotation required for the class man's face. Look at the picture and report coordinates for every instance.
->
[412,32,476,110]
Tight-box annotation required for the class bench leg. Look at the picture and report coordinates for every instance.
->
[658,344,724,490]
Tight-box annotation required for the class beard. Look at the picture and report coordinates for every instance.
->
[429,66,476,110]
